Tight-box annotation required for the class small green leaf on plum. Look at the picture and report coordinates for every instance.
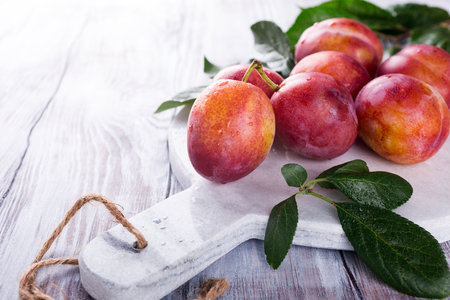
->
[154,86,207,113]
[204,57,223,78]
[319,0,399,33]
[251,21,295,78]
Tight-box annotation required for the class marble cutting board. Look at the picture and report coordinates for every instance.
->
[79,105,450,300]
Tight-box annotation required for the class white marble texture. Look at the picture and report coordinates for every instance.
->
[80,105,450,299]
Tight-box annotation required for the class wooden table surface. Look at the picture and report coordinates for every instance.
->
[1,0,450,299]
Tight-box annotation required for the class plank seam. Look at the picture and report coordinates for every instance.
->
[0,15,90,206]
[340,250,364,299]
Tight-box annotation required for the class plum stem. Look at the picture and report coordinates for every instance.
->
[242,60,280,92]
[241,61,258,83]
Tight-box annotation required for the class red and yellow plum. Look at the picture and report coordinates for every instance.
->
[355,74,450,164]
[378,44,450,108]
[270,72,358,160]
[295,18,383,78]
[187,79,275,183]
[290,51,371,99]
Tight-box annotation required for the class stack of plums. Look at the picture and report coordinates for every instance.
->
[188,18,450,183]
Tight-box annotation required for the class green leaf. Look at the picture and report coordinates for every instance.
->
[251,21,295,78]
[386,45,402,57]
[411,27,450,54]
[281,164,307,188]
[172,86,207,101]
[286,0,400,51]
[326,172,412,210]
[154,86,207,113]
[336,202,450,299]
[203,57,223,78]
[154,99,195,113]
[388,3,450,30]
[320,0,398,32]
[316,159,369,189]
[264,195,298,269]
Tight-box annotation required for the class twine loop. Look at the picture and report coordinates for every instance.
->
[18,193,147,300]
[18,193,229,300]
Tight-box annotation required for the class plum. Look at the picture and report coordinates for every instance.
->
[187,79,275,183]
[355,74,450,164]
[378,43,450,108]
[294,18,383,78]
[213,64,284,98]
[270,72,358,160]
[290,51,371,99]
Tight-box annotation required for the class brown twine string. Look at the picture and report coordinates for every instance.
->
[193,278,229,300]
[18,193,229,300]
[18,193,148,300]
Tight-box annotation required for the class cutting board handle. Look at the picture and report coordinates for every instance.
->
[79,185,263,300]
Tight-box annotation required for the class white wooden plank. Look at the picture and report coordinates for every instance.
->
[0,0,190,298]
[0,3,89,198]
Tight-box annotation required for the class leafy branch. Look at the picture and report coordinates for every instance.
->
[264,160,450,299]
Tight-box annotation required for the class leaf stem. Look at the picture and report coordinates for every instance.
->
[304,178,328,189]
[242,60,280,91]
[309,191,335,206]
[295,190,307,196]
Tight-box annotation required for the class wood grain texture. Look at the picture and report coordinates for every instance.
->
[0,0,450,299]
